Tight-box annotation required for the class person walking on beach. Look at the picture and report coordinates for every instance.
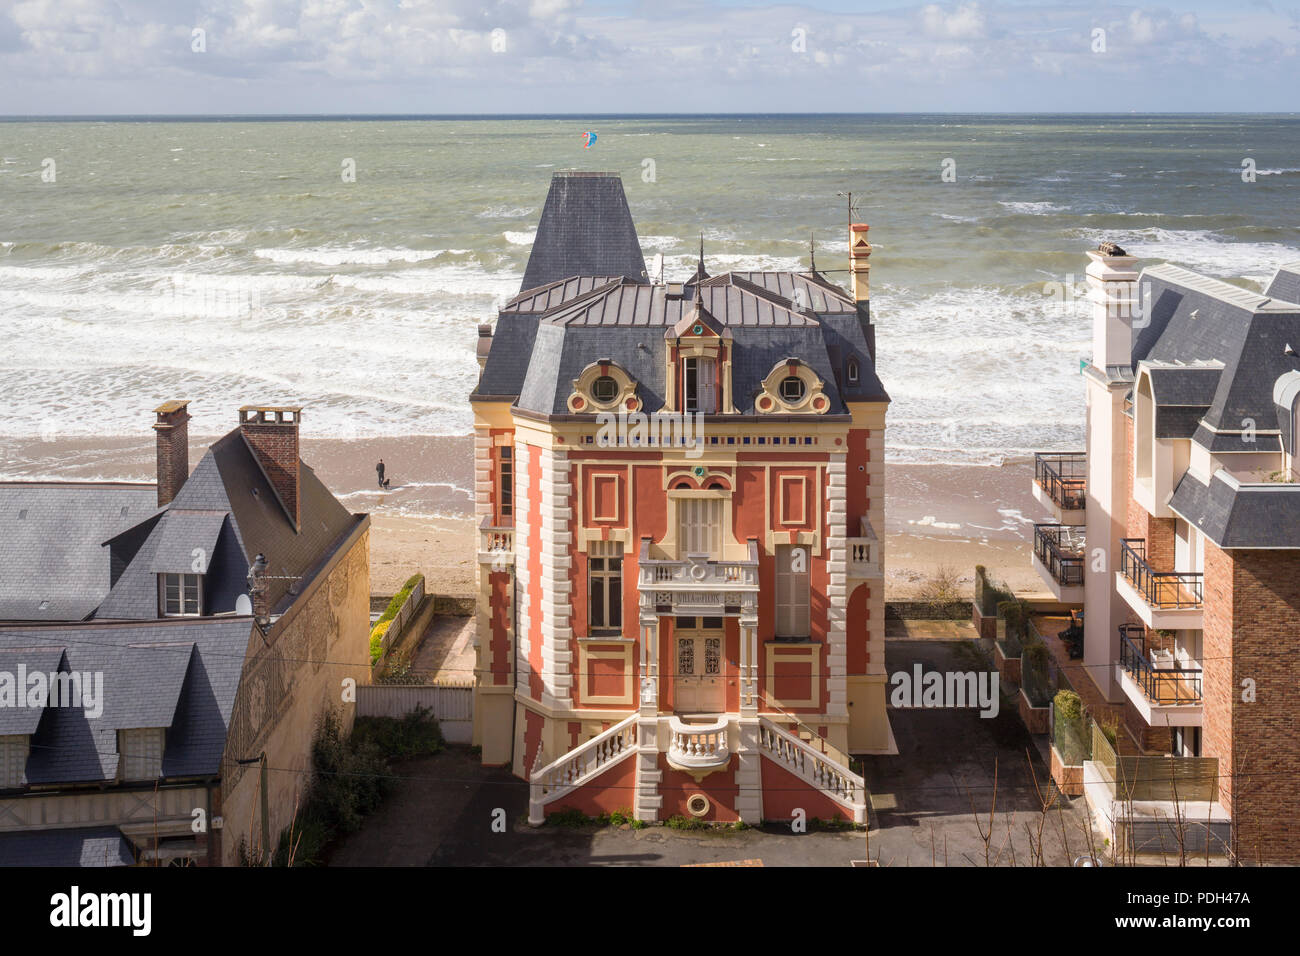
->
[376,458,387,490]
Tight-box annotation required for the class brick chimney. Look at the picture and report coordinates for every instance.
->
[153,400,191,507]
[239,406,302,530]
[849,223,871,302]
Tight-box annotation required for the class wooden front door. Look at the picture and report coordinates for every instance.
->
[674,619,725,714]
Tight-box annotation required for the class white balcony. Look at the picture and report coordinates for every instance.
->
[638,537,759,618]
[1032,452,1086,526]
[847,516,881,579]
[665,715,731,773]
[1031,523,1085,603]
[1115,626,1203,728]
[477,520,514,567]
[1116,539,1203,630]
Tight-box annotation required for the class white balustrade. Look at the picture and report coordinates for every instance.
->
[528,713,640,824]
[758,718,868,823]
[666,716,731,770]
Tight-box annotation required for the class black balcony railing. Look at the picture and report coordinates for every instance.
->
[1118,624,1203,705]
[1119,539,1203,609]
[1034,452,1087,511]
[1034,524,1085,587]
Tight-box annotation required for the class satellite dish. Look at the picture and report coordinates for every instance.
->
[235,594,253,616]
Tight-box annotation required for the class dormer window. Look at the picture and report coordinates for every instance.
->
[0,735,28,789]
[568,361,640,413]
[119,728,165,781]
[684,357,717,413]
[780,376,806,403]
[160,573,202,617]
[592,375,619,403]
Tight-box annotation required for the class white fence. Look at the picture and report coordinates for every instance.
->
[356,684,473,744]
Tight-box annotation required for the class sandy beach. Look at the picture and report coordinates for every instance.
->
[2,431,1046,601]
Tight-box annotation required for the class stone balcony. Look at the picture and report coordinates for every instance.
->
[847,516,881,580]
[637,537,760,619]
[665,715,731,774]
[477,518,514,568]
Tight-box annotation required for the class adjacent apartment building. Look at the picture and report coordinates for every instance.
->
[0,402,370,866]
[471,171,892,826]
[1033,243,1300,863]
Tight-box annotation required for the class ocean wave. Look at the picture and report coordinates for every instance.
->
[477,205,535,219]
[252,246,446,266]
[997,200,1068,214]
[1070,227,1300,280]
[503,230,536,245]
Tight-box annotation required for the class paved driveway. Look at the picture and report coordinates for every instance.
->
[861,637,1096,866]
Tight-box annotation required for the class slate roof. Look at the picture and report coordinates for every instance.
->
[96,429,357,619]
[0,484,157,622]
[1169,470,1300,549]
[1133,264,1300,436]
[0,618,250,786]
[1131,261,1300,547]
[520,172,648,292]
[0,645,66,734]
[0,826,135,867]
[1265,262,1300,305]
[0,415,362,804]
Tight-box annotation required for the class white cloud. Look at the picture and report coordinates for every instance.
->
[921,2,986,41]
[0,1,1294,112]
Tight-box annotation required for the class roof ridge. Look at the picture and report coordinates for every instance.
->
[1145,262,1300,313]
[725,273,819,323]
[541,278,629,324]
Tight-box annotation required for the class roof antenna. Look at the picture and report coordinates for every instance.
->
[809,232,817,274]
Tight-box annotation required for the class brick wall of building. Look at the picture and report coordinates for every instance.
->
[1203,542,1300,864]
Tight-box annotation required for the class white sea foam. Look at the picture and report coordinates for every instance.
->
[253,246,445,266]
[998,201,1068,214]
[477,205,535,219]
[503,230,536,245]
[1072,227,1300,282]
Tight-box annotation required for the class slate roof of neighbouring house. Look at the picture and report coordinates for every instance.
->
[95,429,356,620]
[0,826,136,867]
[1265,262,1300,305]
[0,618,251,787]
[1169,469,1300,549]
[1132,260,1300,546]
[0,484,157,622]
[519,172,648,292]
[1134,264,1300,437]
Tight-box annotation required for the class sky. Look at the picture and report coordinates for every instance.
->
[0,0,1297,115]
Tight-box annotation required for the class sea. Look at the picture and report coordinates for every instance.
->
[2,113,1299,472]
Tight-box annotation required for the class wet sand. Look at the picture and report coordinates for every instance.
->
[1,433,1047,600]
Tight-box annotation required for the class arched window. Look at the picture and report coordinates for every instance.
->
[847,357,860,385]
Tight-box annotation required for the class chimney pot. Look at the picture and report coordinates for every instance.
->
[153,400,191,507]
[239,405,302,530]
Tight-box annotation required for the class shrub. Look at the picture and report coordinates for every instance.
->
[546,807,590,828]
[665,814,709,830]
[351,706,444,758]
[269,708,394,866]
[369,574,423,664]
[1054,689,1082,721]
[609,807,632,827]
[918,564,963,608]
